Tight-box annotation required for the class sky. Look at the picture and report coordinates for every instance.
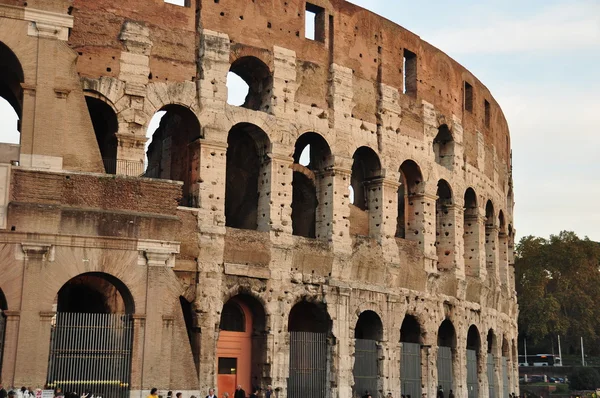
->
[1,0,599,241]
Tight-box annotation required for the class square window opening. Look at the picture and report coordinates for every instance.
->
[164,0,189,6]
[305,3,325,42]
[464,82,473,113]
[403,49,417,97]
[218,357,237,374]
[484,99,491,127]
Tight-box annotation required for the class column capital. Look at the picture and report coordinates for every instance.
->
[137,240,180,268]
[39,311,56,320]
[3,310,20,319]
[19,242,54,261]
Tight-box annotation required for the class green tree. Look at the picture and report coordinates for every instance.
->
[516,231,600,355]
[569,367,600,390]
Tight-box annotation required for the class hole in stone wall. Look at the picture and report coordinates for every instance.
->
[228,56,272,111]
[433,124,454,170]
[464,81,473,113]
[484,99,491,128]
[145,105,201,206]
[0,97,19,145]
[403,49,417,97]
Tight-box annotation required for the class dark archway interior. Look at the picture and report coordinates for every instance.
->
[86,96,118,173]
[292,171,317,238]
[485,200,495,227]
[355,310,383,340]
[0,288,6,311]
[502,338,510,357]
[57,273,134,314]
[438,319,456,348]
[0,42,24,121]
[498,210,506,233]
[467,325,481,350]
[397,160,424,238]
[146,105,201,205]
[433,124,454,168]
[288,300,331,333]
[400,315,422,344]
[229,56,273,111]
[464,188,478,216]
[351,147,381,211]
[487,330,496,354]
[179,296,200,374]
[225,123,270,230]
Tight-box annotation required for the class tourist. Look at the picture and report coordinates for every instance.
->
[234,385,245,398]
[176,393,182,398]
[448,390,454,398]
[264,386,273,398]
[437,386,444,398]
[0,385,7,398]
[223,393,229,398]
[249,387,259,398]
[206,389,216,398]
[148,388,159,398]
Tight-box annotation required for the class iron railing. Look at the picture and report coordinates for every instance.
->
[102,159,145,176]
[353,339,378,398]
[488,354,496,398]
[47,313,133,398]
[289,331,327,398]
[401,343,422,398]
[467,350,478,398]
[437,346,453,395]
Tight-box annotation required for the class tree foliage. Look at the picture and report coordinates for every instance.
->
[516,231,600,355]
[569,367,600,390]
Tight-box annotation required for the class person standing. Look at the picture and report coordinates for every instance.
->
[206,389,216,398]
[249,387,259,398]
[176,393,182,398]
[0,384,7,398]
[437,386,444,398]
[148,388,159,398]
[264,386,273,398]
[234,386,245,398]
[448,390,454,398]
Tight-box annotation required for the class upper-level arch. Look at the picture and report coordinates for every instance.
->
[0,41,24,145]
[397,159,424,239]
[349,146,382,237]
[433,124,455,170]
[227,56,273,112]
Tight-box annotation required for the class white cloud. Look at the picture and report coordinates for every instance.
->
[427,2,600,54]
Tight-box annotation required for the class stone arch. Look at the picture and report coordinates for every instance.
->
[401,314,423,344]
[436,179,455,271]
[145,81,199,117]
[437,318,457,394]
[397,159,424,239]
[466,325,482,398]
[401,313,423,398]
[349,146,382,236]
[225,122,271,230]
[485,200,495,227]
[353,310,383,397]
[217,293,268,392]
[288,299,331,334]
[146,104,202,206]
[498,211,506,234]
[56,272,135,314]
[84,93,119,174]
[355,310,383,341]
[228,56,273,112]
[292,132,333,238]
[433,124,455,169]
[487,329,497,353]
[0,41,25,144]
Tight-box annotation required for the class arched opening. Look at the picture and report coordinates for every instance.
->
[433,124,454,170]
[85,96,119,174]
[397,160,424,239]
[437,319,456,395]
[227,56,273,112]
[353,311,383,397]
[485,200,497,276]
[466,325,481,398]
[501,338,510,398]
[288,300,332,398]
[180,296,200,375]
[145,105,202,206]
[487,330,498,398]
[463,188,479,276]
[436,180,454,271]
[292,132,332,239]
[0,42,24,146]
[401,315,422,398]
[349,147,382,237]
[48,273,134,398]
[217,295,267,397]
[0,288,7,382]
[498,210,509,285]
[225,123,271,230]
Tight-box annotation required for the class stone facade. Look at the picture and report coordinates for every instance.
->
[0,1,517,398]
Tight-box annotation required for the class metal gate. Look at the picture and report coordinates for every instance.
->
[487,354,496,398]
[502,357,509,398]
[353,339,378,397]
[289,331,327,398]
[401,343,421,398]
[47,313,133,398]
[466,350,478,398]
[437,346,453,394]
[0,311,5,380]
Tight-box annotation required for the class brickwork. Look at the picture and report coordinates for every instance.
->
[0,1,517,398]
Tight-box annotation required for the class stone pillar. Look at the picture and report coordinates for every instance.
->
[130,314,147,392]
[485,226,500,281]
[159,315,175,387]
[454,338,467,398]
[262,150,293,237]
[272,46,297,117]
[197,138,228,233]
[329,162,352,253]
[32,312,55,388]
[368,174,400,243]
[453,205,466,279]
[408,193,437,273]
[425,345,437,398]
[116,134,146,176]
[331,288,351,398]
[464,215,486,279]
[328,64,354,132]
[315,170,334,241]
[0,310,20,387]
[499,232,509,287]
[436,203,461,275]
[198,30,230,111]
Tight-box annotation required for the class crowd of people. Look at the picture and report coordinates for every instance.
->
[146,385,276,398]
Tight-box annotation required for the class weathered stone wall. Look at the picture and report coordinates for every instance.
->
[0,0,518,398]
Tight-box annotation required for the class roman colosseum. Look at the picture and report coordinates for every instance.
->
[0,0,518,397]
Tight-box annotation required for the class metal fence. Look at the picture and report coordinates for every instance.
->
[289,331,327,398]
[466,350,478,398]
[487,354,496,398]
[502,357,509,398]
[47,313,133,398]
[102,159,145,176]
[437,346,453,394]
[401,343,421,398]
[353,339,378,397]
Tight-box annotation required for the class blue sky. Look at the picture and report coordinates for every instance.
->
[1,1,599,240]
